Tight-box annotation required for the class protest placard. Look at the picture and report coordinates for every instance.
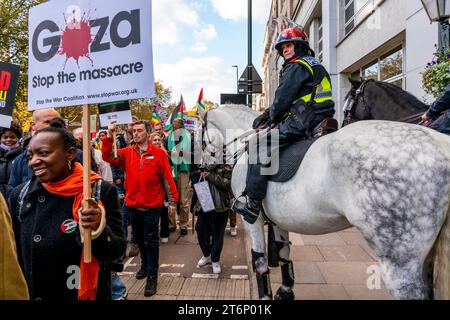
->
[98,100,132,127]
[0,62,20,127]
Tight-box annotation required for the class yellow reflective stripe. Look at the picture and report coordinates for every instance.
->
[320,77,332,92]
[296,60,314,75]
[315,97,333,103]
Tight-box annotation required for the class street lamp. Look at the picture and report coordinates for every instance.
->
[232,65,238,93]
[421,0,450,51]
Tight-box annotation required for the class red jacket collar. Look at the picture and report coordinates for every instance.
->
[133,142,154,155]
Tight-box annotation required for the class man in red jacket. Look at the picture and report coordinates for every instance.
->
[102,120,178,297]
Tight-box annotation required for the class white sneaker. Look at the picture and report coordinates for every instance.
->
[197,255,211,268]
[212,262,221,274]
[160,237,169,243]
[230,227,237,237]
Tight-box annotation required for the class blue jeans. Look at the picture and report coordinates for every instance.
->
[430,111,450,135]
[121,205,137,243]
[111,272,127,299]
[130,207,162,277]
[115,184,137,243]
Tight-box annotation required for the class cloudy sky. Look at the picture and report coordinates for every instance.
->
[152,0,272,109]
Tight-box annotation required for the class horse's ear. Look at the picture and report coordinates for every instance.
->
[348,77,362,88]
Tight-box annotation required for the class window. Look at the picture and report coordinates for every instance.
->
[343,0,375,36]
[362,61,378,81]
[317,17,323,62]
[344,0,355,35]
[380,48,403,82]
[354,46,404,88]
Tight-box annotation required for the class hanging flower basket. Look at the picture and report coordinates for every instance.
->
[422,47,450,98]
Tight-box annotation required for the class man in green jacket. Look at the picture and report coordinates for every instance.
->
[168,118,191,236]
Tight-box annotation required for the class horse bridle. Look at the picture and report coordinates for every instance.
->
[343,80,425,125]
[343,80,372,125]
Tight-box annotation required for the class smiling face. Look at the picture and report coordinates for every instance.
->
[151,133,162,147]
[1,130,19,147]
[28,132,76,183]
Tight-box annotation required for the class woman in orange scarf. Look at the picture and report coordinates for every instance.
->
[8,127,126,301]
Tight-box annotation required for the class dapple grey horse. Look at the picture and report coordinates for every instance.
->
[200,105,450,300]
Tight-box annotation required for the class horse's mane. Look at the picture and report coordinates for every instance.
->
[368,81,429,112]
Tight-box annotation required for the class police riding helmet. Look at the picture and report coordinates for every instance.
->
[274,26,314,57]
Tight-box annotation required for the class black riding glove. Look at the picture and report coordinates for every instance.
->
[252,111,270,129]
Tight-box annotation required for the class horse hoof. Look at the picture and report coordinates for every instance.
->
[274,287,295,300]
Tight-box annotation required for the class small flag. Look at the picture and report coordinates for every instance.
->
[197,88,205,111]
[164,94,185,130]
[151,110,159,126]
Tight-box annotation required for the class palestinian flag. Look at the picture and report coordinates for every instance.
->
[164,94,185,130]
[196,88,205,113]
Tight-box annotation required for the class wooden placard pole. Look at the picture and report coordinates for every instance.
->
[113,130,118,158]
[82,104,92,263]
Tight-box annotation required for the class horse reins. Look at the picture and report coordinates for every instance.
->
[201,110,275,167]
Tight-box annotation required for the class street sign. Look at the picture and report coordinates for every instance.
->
[238,65,263,94]
[220,94,247,105]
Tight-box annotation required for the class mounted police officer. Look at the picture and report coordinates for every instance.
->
[421,84,450,134]
[233,25,336,224]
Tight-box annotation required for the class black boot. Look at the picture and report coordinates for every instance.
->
[232,197,262,224]
[135,266,146,280]
[144,276,158,297]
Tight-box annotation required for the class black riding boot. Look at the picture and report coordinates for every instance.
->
[232,197,262,224]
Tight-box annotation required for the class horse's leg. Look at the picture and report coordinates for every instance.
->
[244,217,273,300]
[269,225,295,300]
[377,257,430,299]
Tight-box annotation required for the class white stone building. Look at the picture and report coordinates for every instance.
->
[262,0,445,124]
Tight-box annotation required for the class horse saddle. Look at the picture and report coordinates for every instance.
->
[268,118,338,183]
[268,138,317,183]
[312,118,338,138]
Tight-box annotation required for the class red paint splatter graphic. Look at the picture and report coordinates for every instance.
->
[58,11,94,68]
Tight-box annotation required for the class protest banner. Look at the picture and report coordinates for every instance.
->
[0,62,20,128]
[28,0,154,264]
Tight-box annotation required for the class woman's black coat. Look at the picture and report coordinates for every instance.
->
[8,176,126,301]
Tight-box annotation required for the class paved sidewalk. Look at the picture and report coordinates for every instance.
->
[119,216,252,300]
[246,227,393,300]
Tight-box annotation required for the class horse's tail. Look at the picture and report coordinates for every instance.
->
[433,188,450,299]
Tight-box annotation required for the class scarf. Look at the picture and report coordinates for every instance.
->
[42,162,103,300]
[0,142,20,152]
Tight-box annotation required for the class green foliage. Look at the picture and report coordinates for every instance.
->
[422,47,450,98]
[1,0,47,130]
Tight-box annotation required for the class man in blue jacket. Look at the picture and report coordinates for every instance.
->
[8,108,60,189]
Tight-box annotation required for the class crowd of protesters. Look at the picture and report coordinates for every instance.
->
[0,107,239,301]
